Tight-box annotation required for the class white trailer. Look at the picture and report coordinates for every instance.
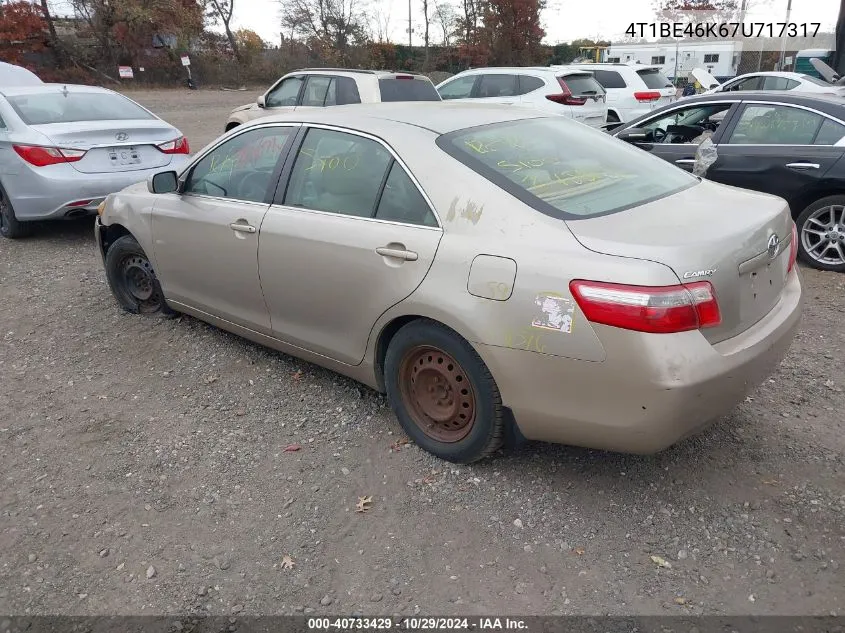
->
[605,40,743,82]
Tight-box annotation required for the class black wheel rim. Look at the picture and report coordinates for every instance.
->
[119,254,163,313]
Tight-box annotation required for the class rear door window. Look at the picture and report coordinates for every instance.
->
[301,76,333,106]
[762,76,800,90]
[637,69,673,89]
[728,104,824,145]
[477,74,519,97]
[378,78,440,102]
[437,75,478,100]
[284,128,392,217]
[590,70,627,89]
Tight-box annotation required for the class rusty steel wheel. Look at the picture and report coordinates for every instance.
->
[385,319,506,463]
[398,345,477,443]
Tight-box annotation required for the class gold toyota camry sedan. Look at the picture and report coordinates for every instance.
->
[95,102,802,463]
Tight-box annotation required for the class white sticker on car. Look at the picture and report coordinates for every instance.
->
[531,293,576,333]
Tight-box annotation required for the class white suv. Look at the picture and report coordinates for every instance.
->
[561,63,676,124]
[226,68,441,131]
[435,67,608,128]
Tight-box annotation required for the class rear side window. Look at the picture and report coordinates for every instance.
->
[518,76,545,94]
[477,74,519,97]
[7,91,154,125]
[560,74,604,96]
[378,78,440,102]
[762,76,800,90]
[815,118,845,145]
[335,77,361,105]
[375,162,438,227]
[438,118,696,219]
[590,70,627,89]
[637,69,673,89]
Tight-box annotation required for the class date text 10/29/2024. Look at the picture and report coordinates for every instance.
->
[307,618,528,631]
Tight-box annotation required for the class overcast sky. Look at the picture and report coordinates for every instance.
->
[225,0,840,46]
[49,0,840,47]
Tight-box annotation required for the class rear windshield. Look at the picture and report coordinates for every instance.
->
[7,91,155,125]
[560,74,604,96]
[637,69,673,89]
[436,118,697,219]
[378,78,441,102]
[799,74,833,87]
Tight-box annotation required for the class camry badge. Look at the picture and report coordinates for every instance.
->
[767,234,780,259]
[682,268,717,279]
[115,132,129,141]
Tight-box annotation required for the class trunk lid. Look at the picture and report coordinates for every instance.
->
[564,179,794,343]
[31,120,178,174]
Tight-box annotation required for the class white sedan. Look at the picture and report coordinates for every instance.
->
[696,69,845,97]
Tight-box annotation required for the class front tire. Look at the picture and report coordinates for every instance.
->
[0,185,33,239]
[796,195,845,273]
[384,319,505,463]
[104,235,175,316]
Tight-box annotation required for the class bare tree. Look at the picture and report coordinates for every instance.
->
[205,0,241,60]
[39,0,65,64]
[280,0,368,63]
[421,0,430,69]
[432,1,456,46]
[372,3,392,42]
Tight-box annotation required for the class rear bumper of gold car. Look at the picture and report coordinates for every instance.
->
[475,268,803,454]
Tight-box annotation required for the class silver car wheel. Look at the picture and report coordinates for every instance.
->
[800,204,845,266]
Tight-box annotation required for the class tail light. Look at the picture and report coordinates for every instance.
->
[13,145,86,167]
[157,136,190,155]
[569,280,722,334]
[634,91,661,102]
[546,77,587,106]
[787,221,798,273]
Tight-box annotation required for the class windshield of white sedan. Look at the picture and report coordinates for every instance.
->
[7,92,155,125]
[440,118,697,218]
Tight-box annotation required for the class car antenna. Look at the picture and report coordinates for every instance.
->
[61,85,69,97]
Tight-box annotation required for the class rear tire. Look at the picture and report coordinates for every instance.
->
[384,319,505,463]
[0,185,33,239]
[796,195,845,273]
[104,235,175,316]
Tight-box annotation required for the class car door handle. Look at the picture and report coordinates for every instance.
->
[229,222,256,233]
[786,162,820,170]
[675,159,697,165]
[376,247,418,261]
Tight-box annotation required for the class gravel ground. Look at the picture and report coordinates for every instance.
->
[1,89,844,617]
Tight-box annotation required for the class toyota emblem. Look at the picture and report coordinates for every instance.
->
[767,234,780,259]
[115,132,129,141]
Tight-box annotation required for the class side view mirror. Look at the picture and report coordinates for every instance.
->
[257,95,266,108]
[616,127,650,143]
[148,170,178,194]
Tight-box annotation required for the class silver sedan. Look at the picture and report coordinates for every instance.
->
[0,83,190,238]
